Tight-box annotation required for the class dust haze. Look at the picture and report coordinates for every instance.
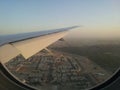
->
[64,28,120,47]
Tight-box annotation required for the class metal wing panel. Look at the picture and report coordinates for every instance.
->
[12,31,68,59]
[0,26,78,63]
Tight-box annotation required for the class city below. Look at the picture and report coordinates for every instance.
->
[5,40,114,90]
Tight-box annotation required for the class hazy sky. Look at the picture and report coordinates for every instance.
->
[0,0,120,38]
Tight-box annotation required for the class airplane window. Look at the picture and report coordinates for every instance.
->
[0,0,120,90]
[5,35,120,90]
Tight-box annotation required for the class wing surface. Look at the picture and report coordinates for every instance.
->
[0,26,78,63]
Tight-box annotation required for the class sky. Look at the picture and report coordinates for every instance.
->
[0,0,120,39]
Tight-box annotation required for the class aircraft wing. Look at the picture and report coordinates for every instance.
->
[0,26,78,64]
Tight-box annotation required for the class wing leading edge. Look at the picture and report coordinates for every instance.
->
[0,26,78,63]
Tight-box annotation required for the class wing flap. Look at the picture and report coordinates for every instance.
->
[0,44,20,63]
